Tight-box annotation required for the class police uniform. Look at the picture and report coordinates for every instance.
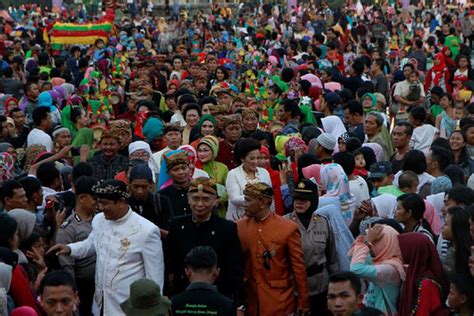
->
[284,180,339,316]
[56,211,96,316]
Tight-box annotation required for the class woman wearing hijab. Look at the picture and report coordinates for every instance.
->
[190,114,217,149]
[371,193,398,218]
[316,194,354,271]
[60,105,89,139]
[258,145,284,215]
[0,152,15,184]
[0,261,12,315]
[398,233,447,316]
[321,115,347,151]
[362,143,385,163]
[284,179,338,315]
[425,53,451,94]
[365,112,393,160]
[71,127,95,164]
[179,145,209,179]
[0,214,40,314]
[349,224,406,314]
[196,135,229,218]
[8,209,36,264]
[115,140,160,185]
[319,163,356,225]
[23,144,47,173]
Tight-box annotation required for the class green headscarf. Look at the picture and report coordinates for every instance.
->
[61,105,78,138]
[197,114,217,134]
[362,93,377,114]
[71,128,95,164]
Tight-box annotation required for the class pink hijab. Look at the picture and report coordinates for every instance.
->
[349,225,406,280]
[302,164,321,185]
[424,200,443,236]
[11,306,39,316]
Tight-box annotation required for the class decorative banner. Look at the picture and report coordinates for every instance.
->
[44,10,115,45]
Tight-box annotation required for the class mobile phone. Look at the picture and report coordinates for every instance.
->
[55,197,65,212]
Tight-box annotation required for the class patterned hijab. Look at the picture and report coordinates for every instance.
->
[0,152,15,184]
[320,163,356,224]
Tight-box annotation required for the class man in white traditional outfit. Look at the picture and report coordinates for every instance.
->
[48,179,164,316]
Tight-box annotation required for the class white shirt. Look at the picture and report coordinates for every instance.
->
[27,128,53,151]
[394,79,426,99]
[170,111,186,127]
[225,165,272,220]
[410,124,439,155]
[68,209,164,316]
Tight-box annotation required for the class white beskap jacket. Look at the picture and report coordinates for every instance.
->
[69,209,163,316]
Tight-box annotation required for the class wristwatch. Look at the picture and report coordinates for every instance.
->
[237,305,246,312]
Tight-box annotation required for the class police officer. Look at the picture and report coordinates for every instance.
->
[55,175,98,316]
[284,179,339,316]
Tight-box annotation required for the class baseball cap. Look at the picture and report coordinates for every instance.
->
[368,161,393,179]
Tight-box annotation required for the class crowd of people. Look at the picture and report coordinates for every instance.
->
[0,0,474,315]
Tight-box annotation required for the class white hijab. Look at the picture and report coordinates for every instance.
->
[321,115,347,151]
[128,141,159,182]
[371,194,398,219]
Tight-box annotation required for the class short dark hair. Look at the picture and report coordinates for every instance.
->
[19,176,42,203]
[182,103,201,120]
[430,86,444,97]
[177,94,197,110]
[402,150,426,174]
[447,185,474,206]
[430,146,452,172]
[32,106,50,126]
[403,63,415,72]
[72,162,94,184]
[346,137,362,153]
[450,274,474,310]
[329,271,362,294]
[9,107,23,118]
[351,58,365,75]
[2,67,13,78]
[269,84,282,96]
[0,179,23,203]
[394,122,413,136]
[39,271,77,295]
[37,162,60,188]
[24,81,37,94]
[332,152,355,176]
[74,176,98,196]
[184,246,217,272]
[397,193,425,221]
[373,58,385,70]
[345,100,363,116]
[281,99,301,118]
[198,96,217,107]
[70,106,84,124]
[235,138,261,164]
[0,213,18,248]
